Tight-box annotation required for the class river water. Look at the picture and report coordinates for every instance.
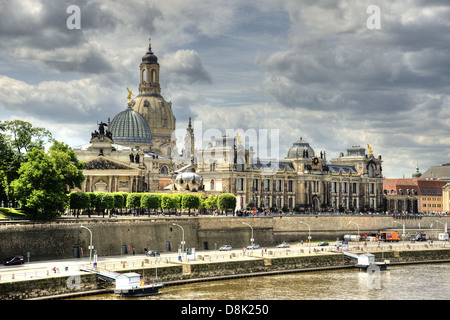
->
[75,263,449,300]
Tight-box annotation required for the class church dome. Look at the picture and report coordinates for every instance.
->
[109,106,153,145]
[412,165,422,178]
[141,46,158,65]
[286,137,315,159]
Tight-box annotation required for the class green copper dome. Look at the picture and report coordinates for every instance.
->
[110,106,153,145]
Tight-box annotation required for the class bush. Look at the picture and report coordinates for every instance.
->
[181,194,201,215]
[218,193,237,212]
[141,194,159,214]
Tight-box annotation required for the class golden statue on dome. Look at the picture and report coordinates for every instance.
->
[127,88,134,105]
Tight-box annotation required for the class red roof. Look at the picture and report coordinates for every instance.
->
[383,178,446,195]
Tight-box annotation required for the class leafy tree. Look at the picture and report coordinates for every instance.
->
[1,120,52,157]
[161,194,175,214]
[204,195,218,212]
[171,193,182,214]
[11,148,64,219]
[86,192,98,215]
[113,193,125,215]
[69,191,90,218]
[141,194,159,216]
[126,193,142,215]
[218,193,237,214]
[10,140,85,219]
[181,194,200,216]
[48,140,84,189]
[100,193,115,217]
[0,120,52,205]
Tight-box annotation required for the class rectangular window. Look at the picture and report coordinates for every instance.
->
[288,180,293,192]
[276,180,282,192]
[264,179,270,191]
[276,197,282,208]
[253,179,259,191]
[237,178,244,191]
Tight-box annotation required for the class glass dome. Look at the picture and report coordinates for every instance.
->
[109,106,153,145]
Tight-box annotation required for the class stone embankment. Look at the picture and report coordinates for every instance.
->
[1,247,449,300]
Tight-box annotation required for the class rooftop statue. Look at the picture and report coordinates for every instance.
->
[367,144,373,156]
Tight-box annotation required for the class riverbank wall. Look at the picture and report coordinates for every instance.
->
[1,248,449,300]
[1,215,448,262]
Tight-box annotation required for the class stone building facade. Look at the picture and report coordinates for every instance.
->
[195,134,384,212]
[72,36,385,212]
[383,167,447,213]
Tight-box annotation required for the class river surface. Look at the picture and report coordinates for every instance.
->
[74,263,449,300]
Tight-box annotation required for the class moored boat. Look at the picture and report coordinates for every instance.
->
[114,272,164,297]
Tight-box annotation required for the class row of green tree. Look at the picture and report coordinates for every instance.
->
[1,120,85,219]
[68,192,237,217]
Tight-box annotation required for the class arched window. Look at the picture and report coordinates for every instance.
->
[368,164,375,178]
[142,69,147,83]
[151,69,157,83]
[160,165,168,175]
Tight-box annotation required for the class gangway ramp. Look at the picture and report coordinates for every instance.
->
[80,265,121,282]
[343,252,359,261]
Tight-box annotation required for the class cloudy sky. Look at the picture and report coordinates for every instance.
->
[1,0,449,178]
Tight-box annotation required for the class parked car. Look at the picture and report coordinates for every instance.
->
[276,241,290,248]
[247,244,260,249]
[3,255,24,266]
[146,250,160,257]
[219,245,232,251]
[318,242,329,246]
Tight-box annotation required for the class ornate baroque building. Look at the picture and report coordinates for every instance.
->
[195,134,384,212]
[72,36,385,212]
[73,39,175,193]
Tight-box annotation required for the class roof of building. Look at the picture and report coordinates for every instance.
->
[328,165,358,175]
[383,178,446,195]
[109,106,153,145]
[286,137,315,159]
[421,164,450,181]
[141,45,158,65]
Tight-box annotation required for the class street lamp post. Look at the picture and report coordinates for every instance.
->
[172,223,185,254]
[436,220,448,241]
[349,220,360,248]
[435,220,448,233]
[394,221,405,247]
[242,222,254,250]
[299,221,311,253]
[80,225,93,264]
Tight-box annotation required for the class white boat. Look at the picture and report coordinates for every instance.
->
[114,272,164,297]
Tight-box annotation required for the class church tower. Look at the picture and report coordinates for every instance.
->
[131,37,176,156]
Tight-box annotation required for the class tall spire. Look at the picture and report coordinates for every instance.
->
[139,36,160,95]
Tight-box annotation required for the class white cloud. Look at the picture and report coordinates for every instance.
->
[162,50,212,85]
[1,0,449,179]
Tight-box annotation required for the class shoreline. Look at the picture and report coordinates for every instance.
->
[27,257,450,300]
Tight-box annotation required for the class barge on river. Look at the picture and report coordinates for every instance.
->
[114,272,163,297]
